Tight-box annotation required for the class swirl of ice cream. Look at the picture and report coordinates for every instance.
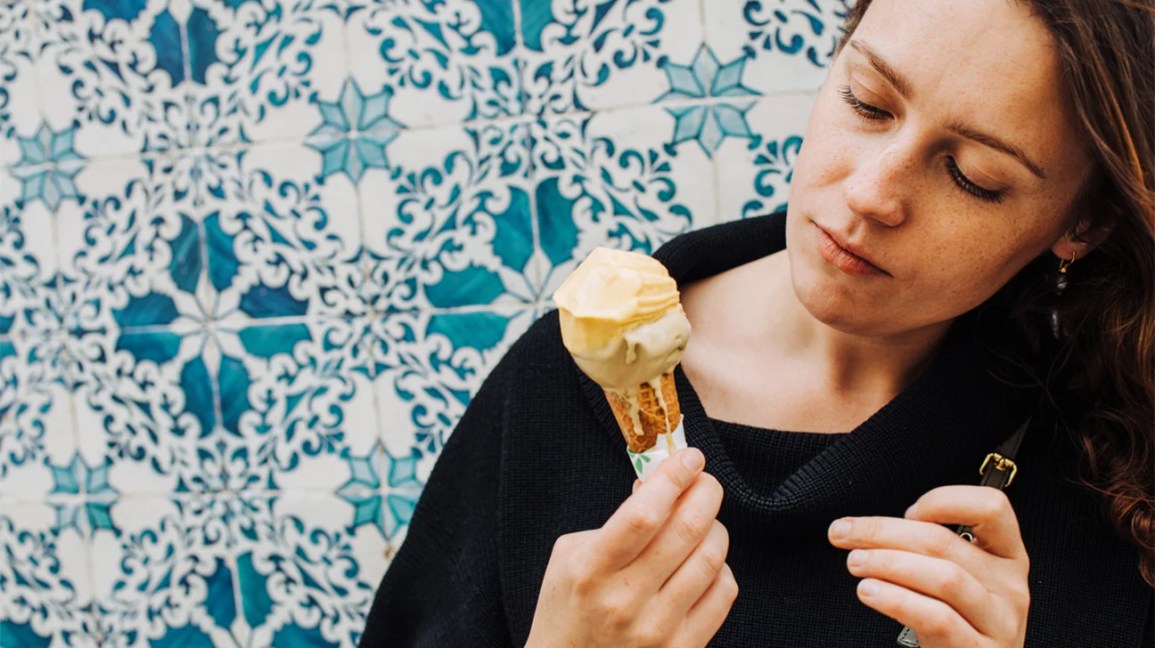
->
[553,247,691,392]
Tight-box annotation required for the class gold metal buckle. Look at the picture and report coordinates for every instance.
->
[979,452,1018,487]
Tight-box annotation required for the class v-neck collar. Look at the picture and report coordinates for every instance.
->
[675,330,1026,539]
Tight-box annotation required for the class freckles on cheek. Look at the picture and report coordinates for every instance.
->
[919,242,994,299]
[797,107,852,186]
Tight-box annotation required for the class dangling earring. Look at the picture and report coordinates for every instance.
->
[1050,251,1077,338]
[1056,251,1076,288]
[1058,253,1075,272]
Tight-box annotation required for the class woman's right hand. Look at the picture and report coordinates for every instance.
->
[524,448,738,648]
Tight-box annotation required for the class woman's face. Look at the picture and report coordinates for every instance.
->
[786,0,1093,338]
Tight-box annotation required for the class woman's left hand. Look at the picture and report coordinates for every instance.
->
[827,485,1030,648]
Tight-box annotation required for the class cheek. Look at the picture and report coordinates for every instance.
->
[904,230,1044,317]
[791,90,853,189]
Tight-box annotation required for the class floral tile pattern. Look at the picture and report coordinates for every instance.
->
[0,0,831,645]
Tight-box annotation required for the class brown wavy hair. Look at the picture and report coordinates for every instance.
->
[838,0,1155,586]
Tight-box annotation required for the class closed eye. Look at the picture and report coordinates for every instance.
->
[946,157,1005,204]
[838,85,890,121]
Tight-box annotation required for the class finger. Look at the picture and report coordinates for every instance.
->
[829,516,988,568]
[907,486,1027,560]
[595,448,706,571]
[678,563,739,647]
[658,520,730,618]
[630,472,724,587]
[845,548,998,635]
[855,578,983,647]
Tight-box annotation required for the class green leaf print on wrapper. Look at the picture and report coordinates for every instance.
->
[629,451,652,477]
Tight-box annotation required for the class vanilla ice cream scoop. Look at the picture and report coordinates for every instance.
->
[554,247,691,459]
[553,247,691,392]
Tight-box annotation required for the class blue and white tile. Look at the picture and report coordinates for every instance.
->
[0,501,98,647]
[189,0,349,149]
[54,154,209,335]
[369,307,535,525]
[0,170,58,337]
[518,0,702,116]
[300,76,405,196]
[218,318,380,494]
[91,495,243,647]
[5,118,84,234]
[714,94,813,221]
[201,143,365,323]
[347,0,521,129]
[649,43,763,169]
[531,103,715,300]
[0,3,45,169]
[360,121,537,312]
[703,0,846,95]
[67,324,232,496]
[0,333,75,501]
[234,494,389,648]
[35,0,196,157]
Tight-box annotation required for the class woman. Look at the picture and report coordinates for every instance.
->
[359,0,1153,645]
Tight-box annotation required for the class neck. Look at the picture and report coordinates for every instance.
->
[767,252,953,402]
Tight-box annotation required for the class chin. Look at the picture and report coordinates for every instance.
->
[793,266,858,326]
[790,260,890,336]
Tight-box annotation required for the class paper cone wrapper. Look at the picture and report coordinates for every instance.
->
[626,421,687,480]
[604,372,688,480]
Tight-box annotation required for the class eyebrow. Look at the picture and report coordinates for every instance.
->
[849,40,913,99]
[945,122,1048,180]
[848,39,1048,180]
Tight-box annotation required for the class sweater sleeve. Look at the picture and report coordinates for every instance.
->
[357,348,515,648]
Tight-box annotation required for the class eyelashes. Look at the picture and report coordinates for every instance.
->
[837,85,890,121]
[945,157,1004,204]
[836,85,1006,204]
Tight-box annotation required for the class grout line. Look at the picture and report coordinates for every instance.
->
[347,0,393,542]
[29,6,108,644]
[3,305,540,353]
[0,91,821,176]
[107,305,539,333]
[509,0,546,302]
[511,0,528,117]
[0,487,405,514]
[179,6,247,640]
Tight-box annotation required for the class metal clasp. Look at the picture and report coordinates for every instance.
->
[979,452,1018,487]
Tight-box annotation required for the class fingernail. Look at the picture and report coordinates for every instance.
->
[828,519,851,539]
[680,448,704,471]
[859,580,880,598]
[847,549,868,567]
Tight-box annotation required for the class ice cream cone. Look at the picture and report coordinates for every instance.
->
[553,246,691,469]
[605,372,681,454]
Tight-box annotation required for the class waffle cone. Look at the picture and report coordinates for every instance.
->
[605,372,682,453]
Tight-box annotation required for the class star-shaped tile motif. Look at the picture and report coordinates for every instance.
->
[336,448,384,536]
[49,455,117,533]
[382,448,423,539]
[307,79,405,183]
[656,46,759,157]
[9,123,84,210]
[335,443,424,540]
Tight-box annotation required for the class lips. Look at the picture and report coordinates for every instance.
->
[814,223,890,277]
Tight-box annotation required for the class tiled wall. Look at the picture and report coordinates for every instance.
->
[0,0,839,645]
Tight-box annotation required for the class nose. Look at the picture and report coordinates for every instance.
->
[842,141,911,228]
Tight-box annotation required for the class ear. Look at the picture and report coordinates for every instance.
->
[1050,217,1116,262]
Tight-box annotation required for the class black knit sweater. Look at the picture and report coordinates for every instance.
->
[360,214,1152,647]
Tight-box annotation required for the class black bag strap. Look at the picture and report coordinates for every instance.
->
[896,418,1031,647]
